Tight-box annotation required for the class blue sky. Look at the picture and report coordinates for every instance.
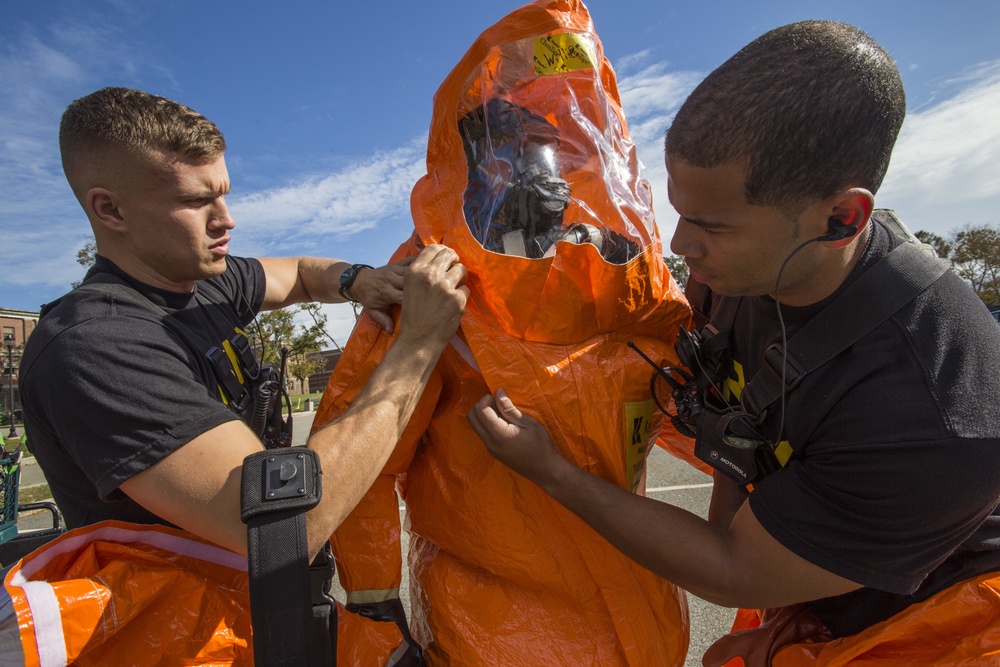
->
[3,0,998,344]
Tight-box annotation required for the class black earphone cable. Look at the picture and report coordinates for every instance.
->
[770,232,836,447]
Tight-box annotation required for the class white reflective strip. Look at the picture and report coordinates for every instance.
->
[646,482,714,493]
[20,581,67,667]
[385,639,409,666]
[11,524,247,583]
[449,336,480,373]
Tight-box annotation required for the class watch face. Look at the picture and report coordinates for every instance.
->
[339,264,372,300]
[339,266,356,289]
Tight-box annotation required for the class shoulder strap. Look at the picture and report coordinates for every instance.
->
[740,240,951,419]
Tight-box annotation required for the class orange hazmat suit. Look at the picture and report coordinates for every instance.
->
[312,1,694,664]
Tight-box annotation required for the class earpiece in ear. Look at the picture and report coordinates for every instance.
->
[818,218,858,241]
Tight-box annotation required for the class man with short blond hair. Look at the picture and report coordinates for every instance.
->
[22,86,469,560]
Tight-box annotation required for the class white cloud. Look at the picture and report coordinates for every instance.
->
[227,140,427,257]
[878,60,1000,236]
[317,302,365,349]
[0,15,168,292]
[615,63,703,246]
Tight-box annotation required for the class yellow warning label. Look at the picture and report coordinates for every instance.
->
[625,399,655,493]
[534,33,595,75]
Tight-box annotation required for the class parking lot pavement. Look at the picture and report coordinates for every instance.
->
[298,410,734,665]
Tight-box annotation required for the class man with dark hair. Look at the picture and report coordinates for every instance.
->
[469,21,1000,665]
[21,86,469,560]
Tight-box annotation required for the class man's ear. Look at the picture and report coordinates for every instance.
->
[822,188,874,249]
[86,187,127,233]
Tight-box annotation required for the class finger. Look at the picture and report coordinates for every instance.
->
[388,261,409,283]
[495,388,522,423]
[444,261,468,288]
[467,408,488,444]
[466,395,497,441]
[409,245,439,269]
[394,256,416,267]
[425,244,460,271]
[475,392,496,411]
[387,271,406,290]
[368,309,395,334]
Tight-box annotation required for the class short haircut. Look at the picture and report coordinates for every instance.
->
[665,20,905,215]
[60,87,226,190]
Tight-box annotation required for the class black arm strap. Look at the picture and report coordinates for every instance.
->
[241,448,336,666]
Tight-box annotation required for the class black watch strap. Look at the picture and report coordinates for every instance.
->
[338,263,374,302]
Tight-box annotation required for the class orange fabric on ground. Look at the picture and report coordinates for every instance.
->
[707,572,1000,666]
[4,521,404,666]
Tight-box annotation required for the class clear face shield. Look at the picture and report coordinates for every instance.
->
[459,98,640,264]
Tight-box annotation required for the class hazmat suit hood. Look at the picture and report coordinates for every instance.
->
[411,0,675,344]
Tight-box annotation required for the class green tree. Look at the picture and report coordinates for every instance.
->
[247,305,336,391]
[300,302,343,352]
[72,238,98,288]
[950,223,1000,307]
[248,307,324,368]
[288,354,324,393]
[77,240,98,268]
[664,255,689,290]
[914,230,952,259]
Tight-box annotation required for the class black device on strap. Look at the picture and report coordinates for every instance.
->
[241,448,337,666]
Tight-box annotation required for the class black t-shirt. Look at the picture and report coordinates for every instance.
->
[698,221,1000,636]
[19,255,266,528]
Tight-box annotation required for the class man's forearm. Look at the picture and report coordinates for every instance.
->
[530,458,861,608]
[296,243,467,558]
[303,337,439,557]
[295,257,350,303]
[535,460,747,606]
[708,471,747,528]
[259,256,349,309]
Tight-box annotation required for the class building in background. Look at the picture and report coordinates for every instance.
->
[1,308,38,428]
[306,349,342,396]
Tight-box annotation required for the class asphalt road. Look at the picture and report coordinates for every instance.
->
[15,410,734,666]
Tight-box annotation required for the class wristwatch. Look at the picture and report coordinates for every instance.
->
[338,263,373,301]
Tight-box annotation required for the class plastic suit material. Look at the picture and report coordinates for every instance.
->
[703,571,1000,666]
[3,521,405,666]
[311,1,693,664]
